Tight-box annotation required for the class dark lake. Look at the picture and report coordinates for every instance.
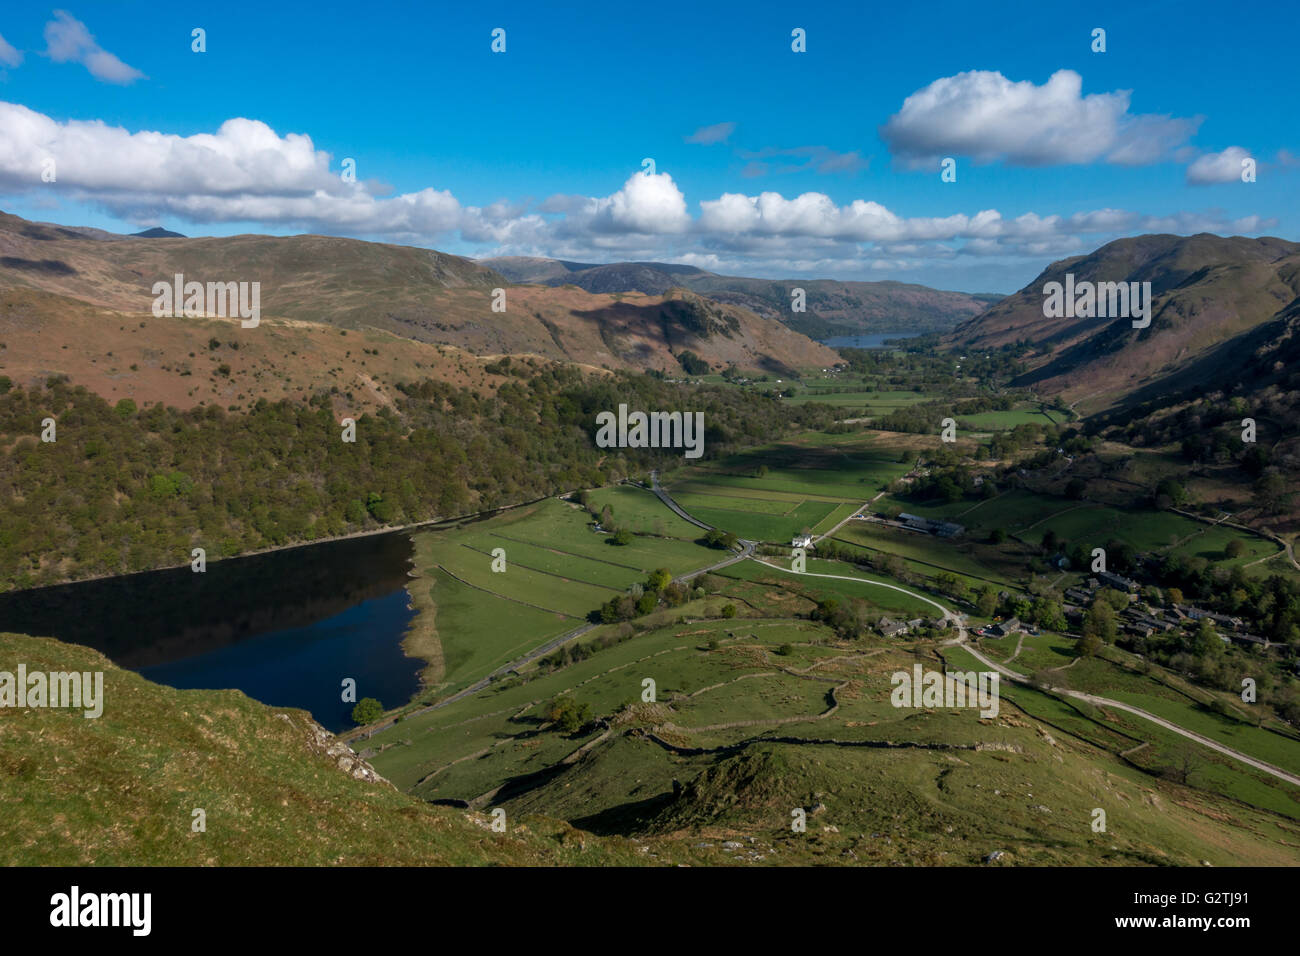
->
[820,331,925,349]
[0,531,422,732]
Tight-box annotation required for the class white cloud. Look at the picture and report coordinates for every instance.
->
[0,32,22,68]
[583,171,691,234]
[1186,146,1252,185]
[44,11,145,84]
[881,69,1199,168]
[0,100,1276,282]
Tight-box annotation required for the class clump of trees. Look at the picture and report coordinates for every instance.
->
[597,567,690,624]
[0,367,838,590]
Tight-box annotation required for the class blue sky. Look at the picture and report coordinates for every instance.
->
[0,0,1295,292]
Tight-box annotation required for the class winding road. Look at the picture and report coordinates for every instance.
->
[651,476,1300,789]
[347,480,1300,790]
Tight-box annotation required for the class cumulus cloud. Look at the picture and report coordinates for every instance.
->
[584,171,691,234]
[0,32,22,68]
[685,121,735,145]
[1186,146,1253,185]
[44,11,145,84]
[881,69,1199,168]
[0,100,1275,281]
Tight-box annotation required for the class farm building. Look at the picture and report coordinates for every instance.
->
[897,513,965,538]
[1098,571,1138,592]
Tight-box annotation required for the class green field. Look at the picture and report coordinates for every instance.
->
[407,496,722,693]
[362,425,1300,867]
[657,433,911,542]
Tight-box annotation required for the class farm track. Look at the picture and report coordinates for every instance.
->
[353,482,1300,794]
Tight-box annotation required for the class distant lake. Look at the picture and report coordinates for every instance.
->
[820,331,925,349]
[0,531,422,732]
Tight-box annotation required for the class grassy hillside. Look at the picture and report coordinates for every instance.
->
[0,633,687,866]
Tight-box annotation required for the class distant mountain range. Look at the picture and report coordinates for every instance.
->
[0,211,839,402]
[948,233,1300,413]
[482,256,1001,339]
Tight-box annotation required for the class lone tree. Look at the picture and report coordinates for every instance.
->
[704,528,739,550]
[1075,631,1103,658]
[544,694,592,734]
[351,697,384,725]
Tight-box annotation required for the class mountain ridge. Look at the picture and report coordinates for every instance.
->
[483,255,1001,338]
[947,233,1300,413]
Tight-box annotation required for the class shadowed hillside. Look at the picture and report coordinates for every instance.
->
[948,234,1300,413]
[484,255,1001,338]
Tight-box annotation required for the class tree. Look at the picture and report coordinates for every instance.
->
[646,567,672,592]
[366,491,395,523]
[1194,617,1223,657]
[1075,632,1103,658]
[544,694,591,733]
[611,528,633,546]
[976,587,999,618]
[1167,745,1202,786]
[1154,477,1187,509]
[703,528,738,550]
[721,603,737,619]
[989,528,1006,545]
[1032,598,1067,632]
[1253,471,1290,514]
[1082,602,1117,643]
[351,697,383,725]
[1097,588,1130,612]
[1224,539,1246,560]
[1064,477,1086,500]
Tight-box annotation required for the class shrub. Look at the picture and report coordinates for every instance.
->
[351,697,384,725]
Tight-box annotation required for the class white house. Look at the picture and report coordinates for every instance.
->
[792,534,814,549]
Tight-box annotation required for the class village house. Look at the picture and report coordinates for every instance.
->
[1098,571,1137,592]
[880,618,910,638]
[987,617,1022,638]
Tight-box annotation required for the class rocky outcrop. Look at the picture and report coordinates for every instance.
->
[275,712,392,786]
